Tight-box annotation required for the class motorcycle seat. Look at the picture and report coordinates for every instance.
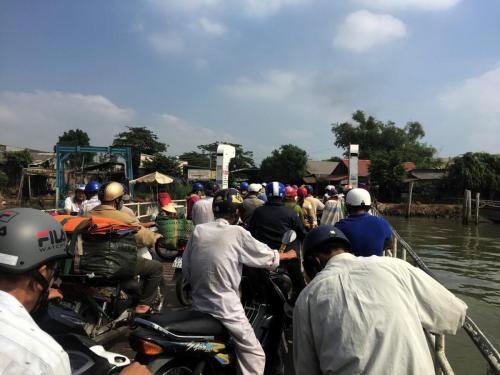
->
[149,310,229,340]
[67,276,141,293]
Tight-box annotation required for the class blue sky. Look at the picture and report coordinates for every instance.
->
[1,0,499,162]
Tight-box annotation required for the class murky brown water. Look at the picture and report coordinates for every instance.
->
[388,216,500,375]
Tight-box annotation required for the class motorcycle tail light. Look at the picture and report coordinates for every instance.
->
[132,338,164,355]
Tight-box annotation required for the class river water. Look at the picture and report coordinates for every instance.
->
[387,216,500,375]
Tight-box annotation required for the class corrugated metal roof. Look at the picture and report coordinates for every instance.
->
[407,169,446,181]
[306,160,339,176]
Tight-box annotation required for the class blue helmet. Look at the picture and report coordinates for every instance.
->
[192,182,204,193]
[84,181,101,195]
[266,181,285,198]
[240,181,249,191]
[305,184,313,194]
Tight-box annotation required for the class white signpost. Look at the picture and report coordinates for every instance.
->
[216,144,236,189]
[348,144,359,188]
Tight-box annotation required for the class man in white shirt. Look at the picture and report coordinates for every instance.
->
[191,181,218,225]
[183,189,296,375]
[79,180,101,215]
[0,208,149,375]
[294,225,468,375]
[63,184,86,215]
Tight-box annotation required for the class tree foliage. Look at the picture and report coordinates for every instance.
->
[143,153,182,178]
[260,144,308,183]
[178,151,210,168]
[112,126,167,177]
[57,129,91,169]
[332,110,437,201]
[3,150,32,185]
[447,152,500,199]
[0,170,8,190]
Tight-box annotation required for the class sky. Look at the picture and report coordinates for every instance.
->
[1,0,500,163]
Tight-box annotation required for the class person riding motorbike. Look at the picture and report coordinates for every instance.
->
[182,188,297,375]
[294,225,467,375]
[335,188,393,257]
[283,185,305,224]
[297,186,315,230]
[191,181,219,225]
[321,186,344,225]
[240,183,264,224]
[0,207,150,375]
[79,180,101,215]
[248,182,307,296]
[83,181,164,314]
[304,184,324,226]
[64,184,86,215]
[239,181,249,198]
[186,182,203,220]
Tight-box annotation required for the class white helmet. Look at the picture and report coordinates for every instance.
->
[248,183,262,193]
[345,188,371,207]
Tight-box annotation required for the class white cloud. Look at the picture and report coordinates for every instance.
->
[146,0,308,18]
[0,90,135,150]
[193,17,227,36]
[147,0,221,12]
[439,65,500,152]
[355,0,460,11]
[333,10,407,52]
[148,33,184,56]
[241,0,309,18]
[221,70,302,101]
[155,113,236,154]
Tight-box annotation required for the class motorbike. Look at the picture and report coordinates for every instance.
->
[58,228,168,341]
[33,301,131,374]
[128,230,297,375]
[155,235,192,307]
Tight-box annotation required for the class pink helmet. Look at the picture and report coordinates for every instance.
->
[285,186,297,198]
[297,186,308,198]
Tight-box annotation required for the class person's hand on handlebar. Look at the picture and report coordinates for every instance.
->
[279,249,297,261]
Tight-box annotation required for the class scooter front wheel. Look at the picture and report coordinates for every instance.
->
[175,272,192,306]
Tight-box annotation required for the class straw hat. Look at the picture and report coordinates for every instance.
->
[158,192,177,214]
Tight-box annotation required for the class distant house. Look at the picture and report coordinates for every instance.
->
[303,160,340,185]
[330,159,372,186]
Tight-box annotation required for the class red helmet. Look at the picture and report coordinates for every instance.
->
[297,187,308,197]
[285,186,297,198]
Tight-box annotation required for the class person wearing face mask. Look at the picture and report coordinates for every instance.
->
[0,208,151,375]
[293,225,468,375]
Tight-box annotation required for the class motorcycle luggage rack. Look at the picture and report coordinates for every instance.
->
[134,318,215,342]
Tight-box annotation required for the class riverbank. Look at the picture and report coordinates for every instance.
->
[376,202,461,218]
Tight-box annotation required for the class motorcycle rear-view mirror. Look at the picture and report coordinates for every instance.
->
[281,230,297,246]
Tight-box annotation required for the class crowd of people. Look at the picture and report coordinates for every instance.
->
[0,178,468,375]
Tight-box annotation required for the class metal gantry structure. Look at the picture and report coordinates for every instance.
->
[54,145,133,207]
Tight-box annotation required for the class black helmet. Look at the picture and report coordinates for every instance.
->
[212,188,243,214]
[302,225,351,279]
[0,208,69,274]
[205,181,220,193]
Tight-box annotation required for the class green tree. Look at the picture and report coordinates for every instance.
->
[260,144,308,183]
[331,110,437,201]
[178,151,210,168]
[0,170,8,190]
[112,126,167,177]
[4,150,32,186]
[57,129,91,169]
[143,153,182,178]
[447,152,500,199]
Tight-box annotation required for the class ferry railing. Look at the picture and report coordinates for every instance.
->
[375,209,500,375]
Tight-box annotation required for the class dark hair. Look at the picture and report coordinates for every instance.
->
[0,260,59,285]
[214,211,239,222]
